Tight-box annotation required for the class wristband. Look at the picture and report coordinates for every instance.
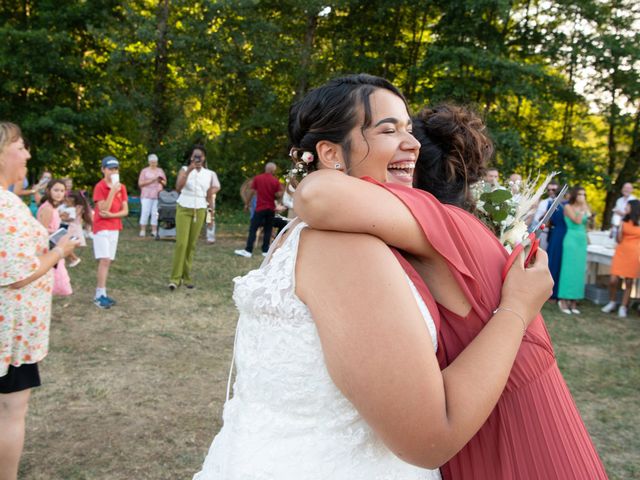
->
[493,307,527,336]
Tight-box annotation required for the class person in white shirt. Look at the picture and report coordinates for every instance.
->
[168,145,220,290]
[611,182,636,238]
[532,180,560,249]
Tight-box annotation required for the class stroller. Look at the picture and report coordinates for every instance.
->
[156,190,179,240]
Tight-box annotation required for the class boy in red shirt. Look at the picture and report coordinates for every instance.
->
[235,162,283,257]
[92,156,128,308]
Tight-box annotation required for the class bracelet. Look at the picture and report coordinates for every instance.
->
[52,246,65,261]
[493,307,527,336]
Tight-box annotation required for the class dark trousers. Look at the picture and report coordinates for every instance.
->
[245,209,275,253]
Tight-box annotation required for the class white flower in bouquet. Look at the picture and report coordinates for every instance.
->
[472,172,558,250]
[501,221,529,252]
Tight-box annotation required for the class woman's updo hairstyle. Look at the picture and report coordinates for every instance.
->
[412,104,494,210]
[288,74,407,176]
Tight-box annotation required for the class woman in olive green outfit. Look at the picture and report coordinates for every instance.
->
[168,145,220,290]
[557,186,590,314]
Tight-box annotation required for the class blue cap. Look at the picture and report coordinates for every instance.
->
[101,156,119,168]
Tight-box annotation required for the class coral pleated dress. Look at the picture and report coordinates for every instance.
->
[611,221,640,278]
[370,180,608,480]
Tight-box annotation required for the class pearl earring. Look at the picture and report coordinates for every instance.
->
[334,163,341,170]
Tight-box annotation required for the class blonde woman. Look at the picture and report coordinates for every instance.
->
[0,122,77,480]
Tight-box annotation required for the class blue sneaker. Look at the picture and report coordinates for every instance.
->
[94,296,112,309]
[104,296,116,306]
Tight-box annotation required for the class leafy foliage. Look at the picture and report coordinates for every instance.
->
[1,0,638,224]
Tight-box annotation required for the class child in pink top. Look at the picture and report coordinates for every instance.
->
[37,180,72,296]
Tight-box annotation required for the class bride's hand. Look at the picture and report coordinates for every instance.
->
[500,249,553,327]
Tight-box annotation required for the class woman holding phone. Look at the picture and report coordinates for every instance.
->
[0,122,78,479]
[168,145,220,290]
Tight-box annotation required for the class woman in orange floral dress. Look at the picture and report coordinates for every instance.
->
[0,122,77,480]
[601,199,640,318]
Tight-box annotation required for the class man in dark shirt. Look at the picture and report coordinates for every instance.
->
[235,162,283,258]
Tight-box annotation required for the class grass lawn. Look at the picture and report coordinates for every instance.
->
[19,220,640,479]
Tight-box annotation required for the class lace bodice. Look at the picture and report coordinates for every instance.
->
[194,222,441,480]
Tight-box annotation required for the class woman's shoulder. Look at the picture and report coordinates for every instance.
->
[624,220,640,230]
[38,201,54,212]
[0,187,18,207]
[300,229,392,261]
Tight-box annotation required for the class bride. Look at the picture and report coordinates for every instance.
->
[192,75,552,479]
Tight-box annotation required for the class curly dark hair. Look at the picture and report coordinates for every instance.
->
[412,104,494,210]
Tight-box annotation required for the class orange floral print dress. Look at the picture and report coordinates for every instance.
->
[0,187,53,377]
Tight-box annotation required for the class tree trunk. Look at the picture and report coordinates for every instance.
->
[601,79,619,229]
[294,11,318,102]
[382,7,403,79]
[603,106,640,229]
[150,0,170,150]
[403,9,427,102]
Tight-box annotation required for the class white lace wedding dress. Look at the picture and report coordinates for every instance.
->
[193,222,441,480]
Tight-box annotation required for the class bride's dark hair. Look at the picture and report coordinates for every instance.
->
[288,74,407,174]
[412,104,494,210]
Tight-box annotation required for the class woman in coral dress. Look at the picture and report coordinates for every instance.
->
[601,199,640,317]
[296,104,607,479]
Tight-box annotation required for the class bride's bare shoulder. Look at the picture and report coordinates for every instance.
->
[299,228,391,258]
[295,229,403,299]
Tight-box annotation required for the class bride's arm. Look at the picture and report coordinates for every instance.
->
[296,229,552,468]
[294,169,433,257]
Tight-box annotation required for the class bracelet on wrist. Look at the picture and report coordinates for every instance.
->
[493,307,527,336]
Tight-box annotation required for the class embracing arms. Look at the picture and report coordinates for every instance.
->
[294,170,433,257]
[296,230,552,468]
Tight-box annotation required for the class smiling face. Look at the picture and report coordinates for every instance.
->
[344,88,419,184]
[0,136,31,188]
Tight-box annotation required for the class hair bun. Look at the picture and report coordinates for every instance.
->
[412,104,494,210]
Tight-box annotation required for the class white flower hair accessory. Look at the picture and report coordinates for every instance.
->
[301,151,314,164]
[288,147,315,179]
